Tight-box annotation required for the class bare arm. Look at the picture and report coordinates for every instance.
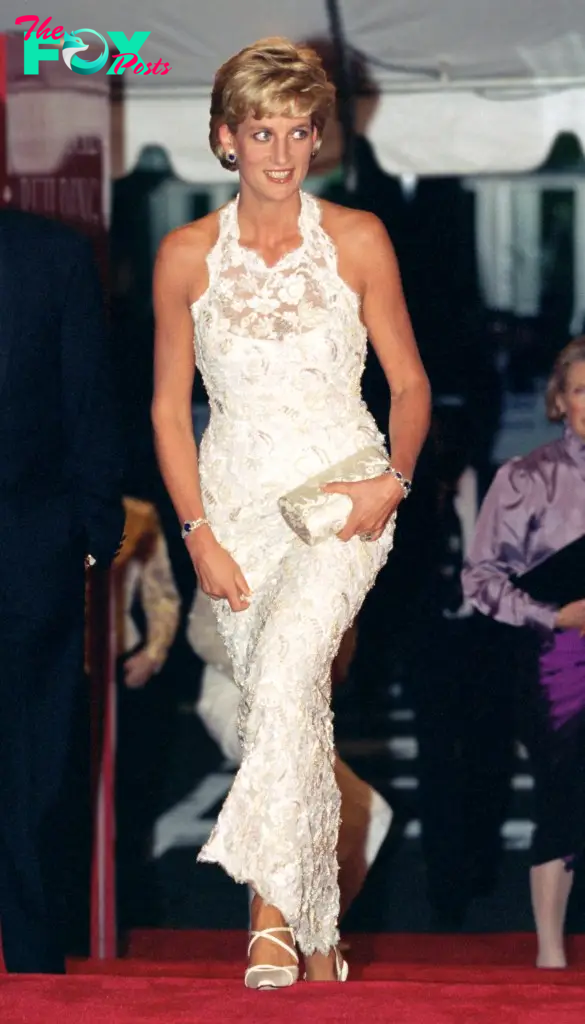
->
[151,229,205,527]
[323,211,431,542]
[359,213,431,480]
[151,229,251,611]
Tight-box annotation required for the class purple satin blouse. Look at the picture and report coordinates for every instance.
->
[462,427,585,632]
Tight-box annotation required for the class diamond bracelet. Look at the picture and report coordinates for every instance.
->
[384,466,412,497]
[181,517,209,540]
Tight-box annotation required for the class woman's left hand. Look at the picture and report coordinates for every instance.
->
[321,473,405,542]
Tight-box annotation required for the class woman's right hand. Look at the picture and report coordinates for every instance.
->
[555,599,585,634]
[186,529,252,612]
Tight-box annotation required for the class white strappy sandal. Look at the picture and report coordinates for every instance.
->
[333,947,349,982]
[244,927,300,990]
[304,947,349,983]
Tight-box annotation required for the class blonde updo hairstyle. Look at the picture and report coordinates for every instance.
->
[209,37,336,171]
[545,335,585,422]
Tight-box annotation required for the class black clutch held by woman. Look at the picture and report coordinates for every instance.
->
[512,534,585,607]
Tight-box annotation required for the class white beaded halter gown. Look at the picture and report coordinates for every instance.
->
[191,190,396,954]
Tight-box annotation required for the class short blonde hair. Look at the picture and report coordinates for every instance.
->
[209,37,336,171]
[545,335,585,421]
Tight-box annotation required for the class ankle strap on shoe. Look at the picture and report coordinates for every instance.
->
[247,928,298,961]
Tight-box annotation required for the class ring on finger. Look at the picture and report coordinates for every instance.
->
[360,531,375,542]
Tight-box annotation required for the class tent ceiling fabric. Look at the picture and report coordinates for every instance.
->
[3,0,582,87]
[2,1,585,177]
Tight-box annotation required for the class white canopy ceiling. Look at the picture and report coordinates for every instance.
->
[3,1,585,179]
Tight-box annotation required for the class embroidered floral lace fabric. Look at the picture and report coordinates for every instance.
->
[191,191,395,954]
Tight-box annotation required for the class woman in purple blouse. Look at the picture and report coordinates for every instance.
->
[462,337,585,969]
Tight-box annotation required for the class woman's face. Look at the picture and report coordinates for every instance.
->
[220,113,316,200]
[558,360,585,439]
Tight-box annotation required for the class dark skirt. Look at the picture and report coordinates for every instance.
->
[517,628,585,867]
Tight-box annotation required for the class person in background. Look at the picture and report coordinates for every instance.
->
[187,587,393,923]
[0,209,125,973]
[113,497,180,932]
[462,336,585,968]
[115,498,181,685]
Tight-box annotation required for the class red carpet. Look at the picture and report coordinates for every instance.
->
[2,932,585,1022]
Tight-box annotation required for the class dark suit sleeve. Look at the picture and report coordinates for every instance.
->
[60,235,125,565]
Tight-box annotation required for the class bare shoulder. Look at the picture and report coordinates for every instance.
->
[318,199,396,296]
[157,209,220,266]
[319,199,392,256]
[155,209,222,302]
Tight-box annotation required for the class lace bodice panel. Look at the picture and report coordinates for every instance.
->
[191,192,372,427]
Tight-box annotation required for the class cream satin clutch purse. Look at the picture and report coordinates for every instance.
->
[278,445,390,546]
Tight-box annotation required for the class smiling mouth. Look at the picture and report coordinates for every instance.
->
[265,170,294,182]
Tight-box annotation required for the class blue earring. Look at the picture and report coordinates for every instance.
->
[227,151,237,164]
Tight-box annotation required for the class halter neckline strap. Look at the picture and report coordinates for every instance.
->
[223,191,320,272]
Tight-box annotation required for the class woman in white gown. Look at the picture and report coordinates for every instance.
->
[152,37,430,987]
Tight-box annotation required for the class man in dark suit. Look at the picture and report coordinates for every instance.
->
[0,209,125,973]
